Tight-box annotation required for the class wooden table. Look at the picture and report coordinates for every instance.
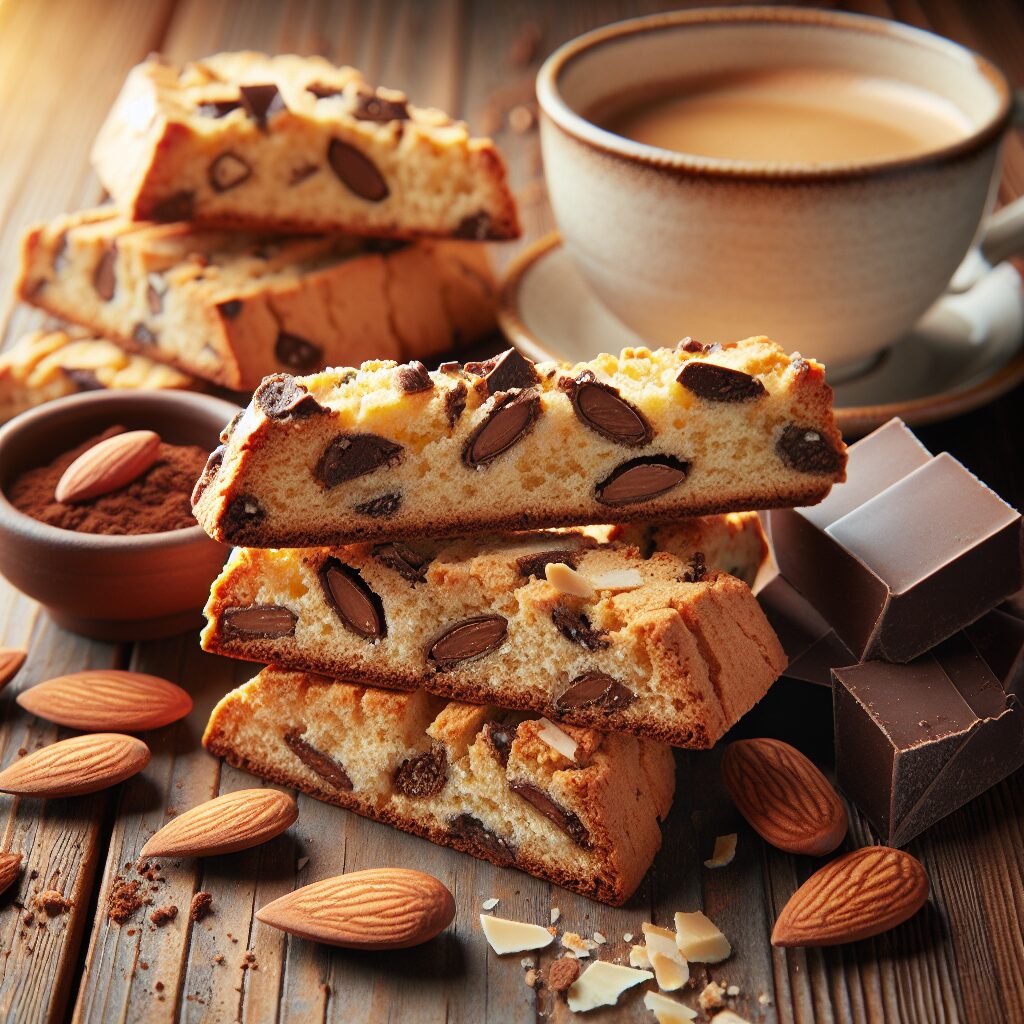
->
[1,2,1022,1021]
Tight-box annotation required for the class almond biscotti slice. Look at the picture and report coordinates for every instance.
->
[192,339,845,546]
[203,667,676,905]
[201,518,783,748]
[92,52,519,240]
[18,208,495,391]
[0,327,193,424]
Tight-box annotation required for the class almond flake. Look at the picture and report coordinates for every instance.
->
[630,944,652,969]
[536,718,577,762]
[480,915,554,955]
[545,562,597,600]
[674,912,731,963]
[481,897,499,911]
[589,568,643,592]
[704,834,737,869]
[711,1012,752,1024]
[644,990,698,1023]
[642,923,684,965]
[550,907,560,925]
[296,857,309,871]
[726,985,740,997]
[652,951,689,991]
[623,932,633,943]
[567,961,653,1013]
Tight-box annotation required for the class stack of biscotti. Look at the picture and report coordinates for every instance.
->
[9,51,517,399]
[197,338,847,904]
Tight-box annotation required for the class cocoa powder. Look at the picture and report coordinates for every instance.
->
[7,427,208,535]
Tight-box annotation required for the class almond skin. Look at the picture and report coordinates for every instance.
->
[141,788,297,858]
[0,649,27,690]
[0,733,150,797]
[17,671,192,732]
[722,738,847,856]
[772,846,928,947]
[54,429,161,503]
[0,853,22,897]
[256,868,455,949]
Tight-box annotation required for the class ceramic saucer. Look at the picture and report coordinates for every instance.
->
[498,232,1024,436]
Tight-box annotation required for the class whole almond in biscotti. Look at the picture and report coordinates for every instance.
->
[141,788,297,858]
[772,846,928,947]
[722,738,847,856]
[17,670,193,732]
[0,852,23,896]
[0,648,27,690]
[256,868,456,949]
[54,429,161,503]
[0,733,150,797]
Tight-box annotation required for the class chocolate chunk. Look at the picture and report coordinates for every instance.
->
[222,604,296,639]
[393,745,447,797]
[449,814,516,867]
[283,729,352,791]
[454,212,494,240]
[351,86,409,122]
[509,781,588,847]
[394,361,433,394]
[254,374,323,420]
[683,552,707,583]
[776,424,845,475]
[146,277,164,315]
[131,322,156,345]
[444,381,468,427]
[316,433,404,488]
[151,191,195,222]
[208,151,252,192]
[465,349,539,394]
[516,548,582,579]
[595,455,690,506]
[197,98,241,118]
[678,362,767,402]
[64,368,103,392]
[306,82,340,99]
[217,299,243,319]
[318,557,385,640]
[564,371,652,447]
[354,492,401,517]
[327,139,389,201]
[373,542,429,584]
[555,672,636,713]
[223,493,266,539]
[289,163,319,186]
[463,390,541,468]
[93,246,116,301]
[482,720,517,767]
[551,604,609,651]
[239,83,286,127]
[274,331,323,373]
[428,615,508,668]
[191,445,224,506]
[678,338,707,353]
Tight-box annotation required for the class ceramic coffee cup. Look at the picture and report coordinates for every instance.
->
[537,7,1015,370]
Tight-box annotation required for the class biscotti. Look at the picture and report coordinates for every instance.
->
[201,517,783,748]
[18,208,496,391]
[192,339,846,546]
[91,52,519,240]
[0,328,192,424]
[203,667,676,905]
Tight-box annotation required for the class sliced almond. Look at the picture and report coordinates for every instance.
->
[0,733,149,797]
[630,944,652,969]
[481,915,554,954]
[651,951,688,991]
[536,718,577,762]
[141,788,297,858]
[645,991,698,1023]
[0,853,22,897]
[0,648,27,690]
[257,868,455,949]
[545,562,597,600]
[55,429,161,503]
[589,568,644,592]
[642,922,684,965]
[17,670,192,732]
[567,961,652,1013]
[704,833,737,869]
[674,912,731,963]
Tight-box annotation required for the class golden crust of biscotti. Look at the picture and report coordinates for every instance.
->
[202,667,676,905]
[91,52,519,240]
[200,518,783,748]
[17,208,496,391]
[191,338,845,547]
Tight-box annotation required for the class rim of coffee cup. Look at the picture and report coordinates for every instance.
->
[537,6,1013,182]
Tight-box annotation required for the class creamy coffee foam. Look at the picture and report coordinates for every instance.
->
[600,68,972,165]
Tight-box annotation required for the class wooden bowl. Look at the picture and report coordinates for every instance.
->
[0,390,240,641]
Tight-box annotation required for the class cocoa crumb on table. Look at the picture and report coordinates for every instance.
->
[108,877,144,925]
[150,905,178,927]
[189,891,213,922]
[35,890,71,916]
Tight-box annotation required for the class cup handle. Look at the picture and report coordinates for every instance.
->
[978,87,1024,267]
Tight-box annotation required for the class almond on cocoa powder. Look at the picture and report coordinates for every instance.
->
[54,429,161,503]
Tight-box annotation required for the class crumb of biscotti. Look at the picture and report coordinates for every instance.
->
[700,980,727,1012]
[34,890,71,916]
[189,891,213,922]
[108,877,144,925]
[150,905,178,927]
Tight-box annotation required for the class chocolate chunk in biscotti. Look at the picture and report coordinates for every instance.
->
[428,616,508,669]
[283,729,353,791]
[393,745,447,797]
[678,361,767,402]
[776,424,845,475]
[551,605,609,651]
[317,433,404,488]
[372,542,429,584]
[510,781,589,847]
[318,557,386,640]
[563,371,653,447]
[327,139,389,201]
[595,456,690,506]
[222,604,297,639]
[275,332,324,374]
[463,390,541,467]
[556,673,636,713]
[255,375,324,420]
[239,83,286,127]
[449,814,516,867]
[465,348,539,395]
[394,362,433,394]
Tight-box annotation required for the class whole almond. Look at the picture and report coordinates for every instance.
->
[256,868,455,949]
[0,733,150,797]
[0,853,22,896]
[772,846,928,947]
[17,671,192,732]
[722,738,847,855]
[0,648,27,690]
[55,429,161,503]
[141,788,297,858]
